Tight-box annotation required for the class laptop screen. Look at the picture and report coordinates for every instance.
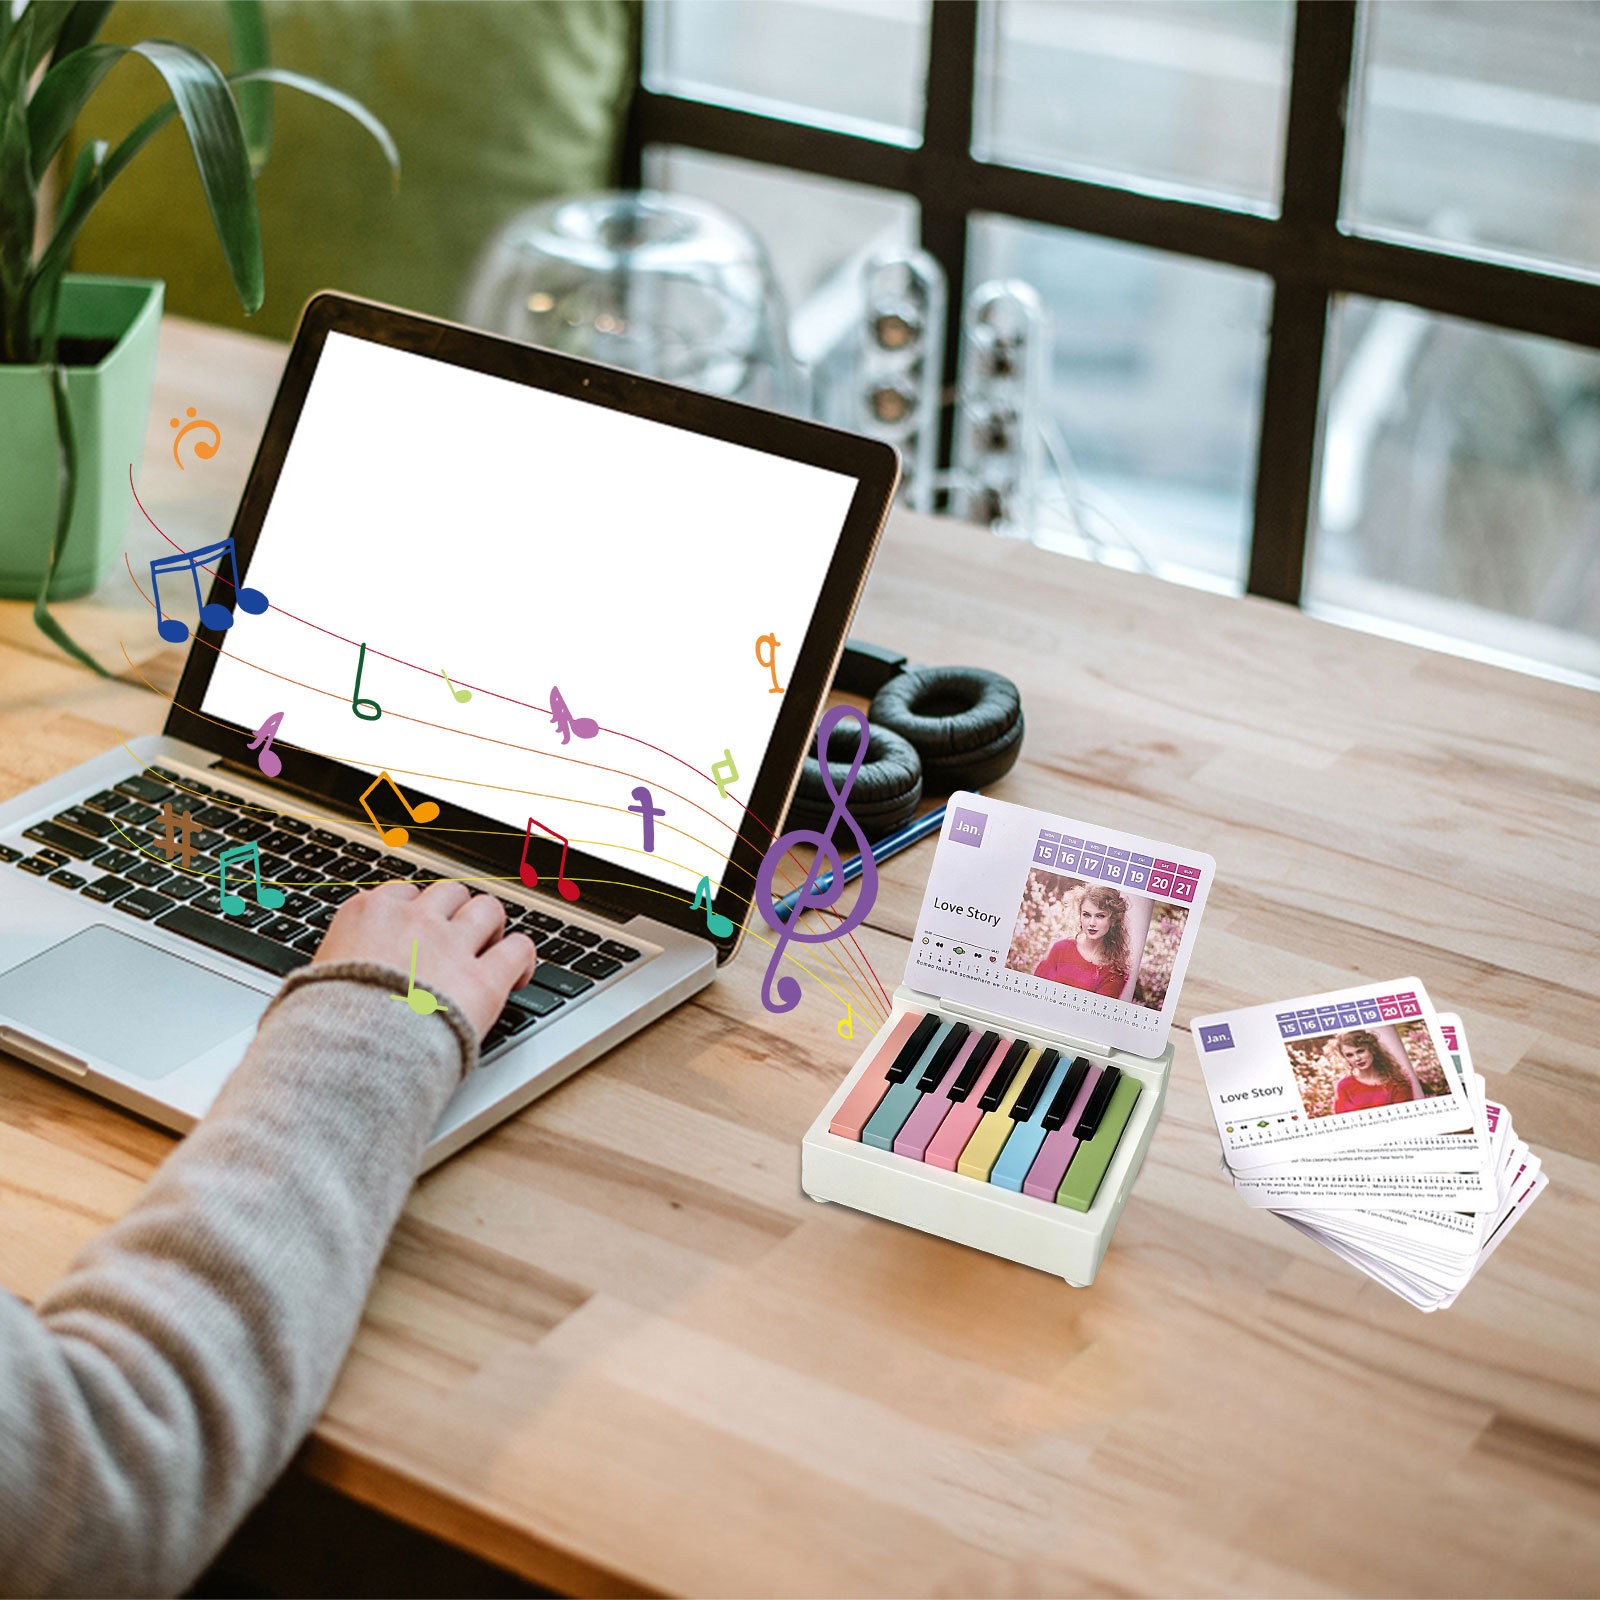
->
[197,328,864,909]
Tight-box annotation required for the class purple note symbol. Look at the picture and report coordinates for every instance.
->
[549,685,599,744]
[149,537,267,644]
[247,712,284,778]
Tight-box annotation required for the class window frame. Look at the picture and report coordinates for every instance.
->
[623,0,1600,607]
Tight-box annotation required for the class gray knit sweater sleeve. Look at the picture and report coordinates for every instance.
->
[0,961,478,1598]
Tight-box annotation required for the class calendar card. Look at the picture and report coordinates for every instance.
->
[905,793,1214,1057]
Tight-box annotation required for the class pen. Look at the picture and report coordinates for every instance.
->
[773,796,970,924]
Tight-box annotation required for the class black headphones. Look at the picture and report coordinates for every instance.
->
[786,641,1024,842]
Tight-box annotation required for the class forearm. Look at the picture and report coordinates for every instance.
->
[0,963,474,1598]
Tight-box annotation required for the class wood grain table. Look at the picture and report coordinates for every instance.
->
[3,318,1599,1599]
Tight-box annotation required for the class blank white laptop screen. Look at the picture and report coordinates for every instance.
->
[201,331,859,900]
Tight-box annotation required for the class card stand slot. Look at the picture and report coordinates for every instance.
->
[801,988,1171,1287]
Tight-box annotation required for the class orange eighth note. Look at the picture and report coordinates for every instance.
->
[360,770,439,849]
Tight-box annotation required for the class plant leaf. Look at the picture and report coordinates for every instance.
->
[27,40,124,179]
[25,135,104,355]
[42,0,112,71]
[0,10,38,362]
[123,39,266,311]
[230,66,401,189]
[223,0,271,175]
[23,0,77,74]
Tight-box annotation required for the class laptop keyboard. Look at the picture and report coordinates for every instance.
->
[0,767,647,1061]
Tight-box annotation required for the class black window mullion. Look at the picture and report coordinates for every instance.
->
[1247,0,1357,604]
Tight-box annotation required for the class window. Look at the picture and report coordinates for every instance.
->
[628,0,1600,686]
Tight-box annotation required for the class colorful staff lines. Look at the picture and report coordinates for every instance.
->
[98,789,883,1028]
[116,629,893,1018]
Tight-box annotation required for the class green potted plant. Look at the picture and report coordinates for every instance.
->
[0,0,395,671]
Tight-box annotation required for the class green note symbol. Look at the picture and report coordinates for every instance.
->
[391,938,446,1016]
[690,875,735,938]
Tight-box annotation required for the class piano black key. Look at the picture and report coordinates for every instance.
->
[1009,1047,1061,1121]
[882,1012,941,1083]
[1041,1058,1091,1130]
[914,1021,972,1091]
[946,1029,1000,1102]
[1074,1065,1122,1139]
[977,1038,1031,1112]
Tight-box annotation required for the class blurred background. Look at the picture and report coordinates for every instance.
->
[75,0,1600,686]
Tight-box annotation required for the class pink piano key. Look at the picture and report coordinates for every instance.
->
[892,1029,985,1160]
[829,1010,925,1139]
[1022,1063,1104,1201]
[923,1035,1011,1170]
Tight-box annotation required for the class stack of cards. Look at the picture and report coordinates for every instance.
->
[1190,981,1545,1310]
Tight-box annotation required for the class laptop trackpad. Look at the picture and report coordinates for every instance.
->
[0,925,268,1081]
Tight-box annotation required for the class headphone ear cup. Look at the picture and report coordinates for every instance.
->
[869,666,1024,793]
[785,719,923,843]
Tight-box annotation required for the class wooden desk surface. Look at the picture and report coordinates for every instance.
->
[3,319,1599,1599]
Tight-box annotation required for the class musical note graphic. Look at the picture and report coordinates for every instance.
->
[756,632,784,694]
[711,748,739,800]
[752,706,878,1014]
[351,642,382,720]
[441,668,472,704]
[390,938,447,1017]
[690,875,735,937]
[520,816,580,901]
[148,538,268,644]
[170,406,221,469]
[838,1004,854,1041]
[549,685,599,744]
[628,786,663,853]
[218,841,286,916]
[360,770,439,848]
[158,804,198,869]
[247,712,284,778]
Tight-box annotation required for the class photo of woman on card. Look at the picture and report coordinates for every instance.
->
[1288,1022,1448,1118]
[1032,885,1131,996]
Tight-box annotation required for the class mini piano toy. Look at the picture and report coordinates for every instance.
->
[802,793,1214,1286]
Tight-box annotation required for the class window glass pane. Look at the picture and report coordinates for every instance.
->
[644,0,931,145]
[1344,1,1600,275]
[1308,297,1600,686]
[976,0,1293,210]
[968,216,1271,593]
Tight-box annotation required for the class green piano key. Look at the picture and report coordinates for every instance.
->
[1055,1075,1142,1212]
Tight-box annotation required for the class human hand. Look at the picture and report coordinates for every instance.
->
[313,881,537,1040]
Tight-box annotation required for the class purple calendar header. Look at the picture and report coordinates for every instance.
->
[1276,991,1421,1039]
[1031,830,1204,901]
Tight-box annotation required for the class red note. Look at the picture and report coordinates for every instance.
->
[521,815,580,902]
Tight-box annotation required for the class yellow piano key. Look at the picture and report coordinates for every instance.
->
[956,1046,1040,1181]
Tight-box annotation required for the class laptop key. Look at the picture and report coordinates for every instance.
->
[91,846,142,876]
[229,904,274,929]
[274,816,310,835]
[560,925,602,948]
[230,817,272,842]
[309,828,346,848]
[18,854,60,876]
[535,938,583,968]
[292,843,338,869]
[520,909,564,934]
[311,883,358,906]
[572,952,622,981]
[598,939,641,963]
[119,888,176,921]
[81,873,135,902]
[375,855,415,878]
[24,821,104,860]
[530,965,594,999]
[48,868,88,891]
[0,843,23,865]
[114,775,175,804]
[498,999,541,1034]
[281,892,320,920]
[261,829,302,856]
[154,906,312,977]
[125,859,176,889]
[507,983,566,1017]
[343,841,380,863]
[193,890,226,916]
[258,915,304,944]
[292,929,326,954]
[82,789,129,814]
[61,806,116,838]
[194,804,236,829]
[116,802,160,828]
[305,903,338,930]
[161,876,208,902]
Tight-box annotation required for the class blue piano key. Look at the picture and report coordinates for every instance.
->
[862,1023,952,1150]
[990,1057,1072,1191]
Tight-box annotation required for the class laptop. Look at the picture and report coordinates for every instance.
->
[0,293,898,1170]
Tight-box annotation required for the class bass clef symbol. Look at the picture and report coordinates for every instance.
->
[753,705,878,1014]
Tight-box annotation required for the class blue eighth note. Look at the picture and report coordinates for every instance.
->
[149,538,268,644]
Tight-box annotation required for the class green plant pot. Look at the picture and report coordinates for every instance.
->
[0,274,164,601]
